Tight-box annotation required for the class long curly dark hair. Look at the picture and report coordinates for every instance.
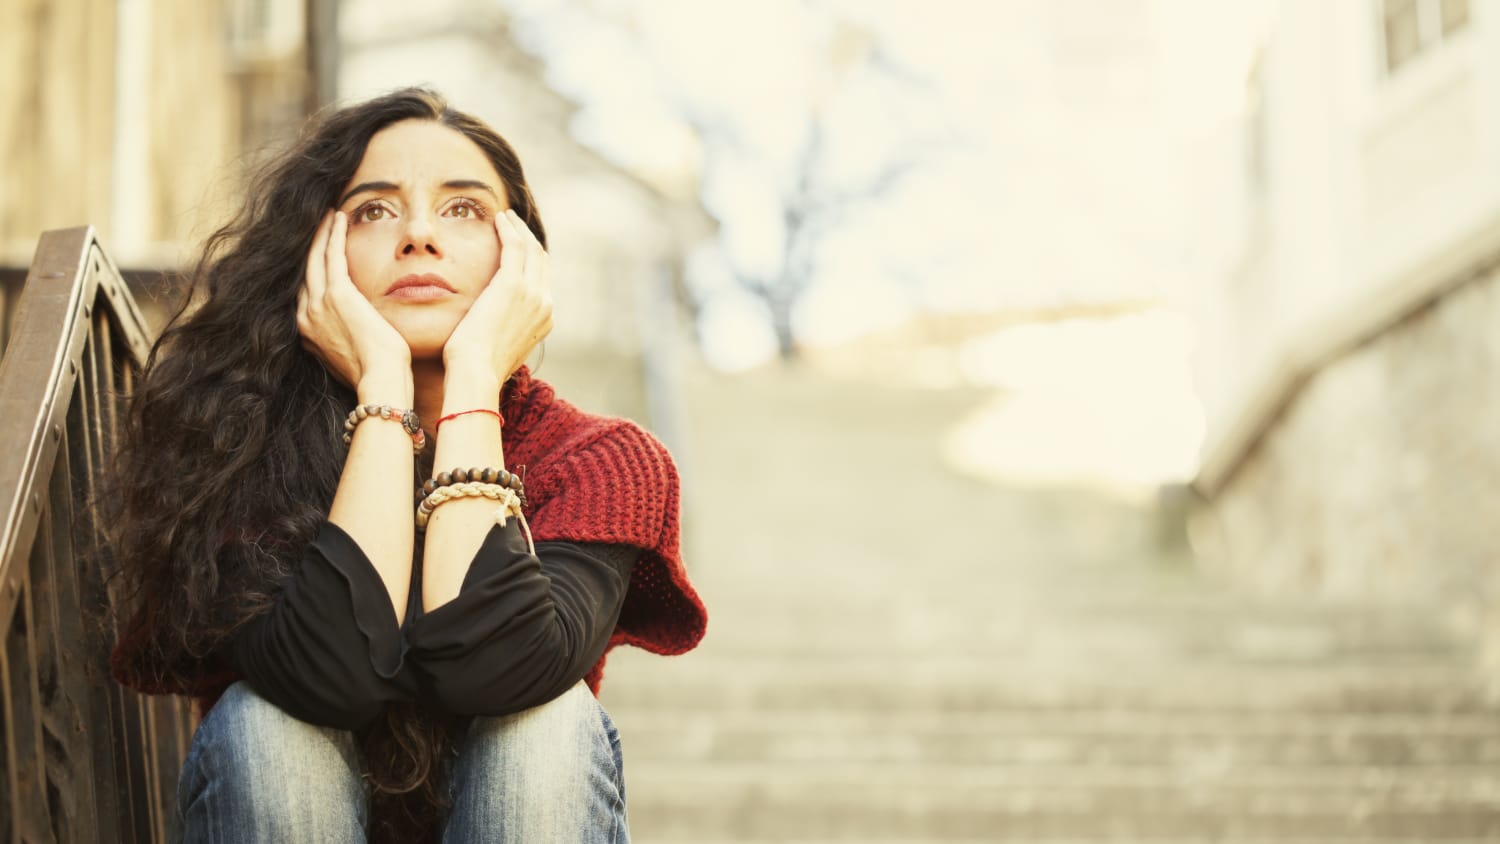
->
[102,87,548,841]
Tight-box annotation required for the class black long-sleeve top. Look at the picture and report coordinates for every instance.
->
[223,517,638,730]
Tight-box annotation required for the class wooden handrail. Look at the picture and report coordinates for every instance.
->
[0,227,189,842]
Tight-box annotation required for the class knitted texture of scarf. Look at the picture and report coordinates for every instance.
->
[496,364,707,691]
[110,364,707,705]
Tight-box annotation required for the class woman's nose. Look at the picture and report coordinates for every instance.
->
[399,212,442,257]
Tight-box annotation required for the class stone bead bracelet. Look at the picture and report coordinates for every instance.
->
[343,404,426,453]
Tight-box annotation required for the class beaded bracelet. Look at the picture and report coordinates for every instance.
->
[415,482,535,554]
[421,466,524,504]
[343,404,426,453]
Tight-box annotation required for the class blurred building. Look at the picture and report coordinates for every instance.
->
[1188,0,1500,633]
[0,0,328,273]
[1,0,711,428]
[338,0,716,434]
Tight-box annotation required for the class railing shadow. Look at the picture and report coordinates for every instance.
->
[0,228,191,842]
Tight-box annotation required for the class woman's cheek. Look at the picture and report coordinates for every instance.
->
[342,229,385,296]
[459,228,503,277]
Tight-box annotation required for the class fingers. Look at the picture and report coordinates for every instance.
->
[494,210,528,282]
[298,212,332,340]
[510,211,552,333]
[504,209,543,256]
[327,211,352,293]
[306,211,333,301]
[446,209,552,376]
[501,209,550,304]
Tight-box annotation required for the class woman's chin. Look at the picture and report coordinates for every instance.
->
[395,331,452,362]
[385,314,462,362]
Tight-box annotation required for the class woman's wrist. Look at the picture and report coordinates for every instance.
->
[440,361,503,413]
[357,366,414,406]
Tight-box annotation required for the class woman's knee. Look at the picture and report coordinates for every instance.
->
[447,680,628,840]
[462,681,611,773]
[176,682,366,837]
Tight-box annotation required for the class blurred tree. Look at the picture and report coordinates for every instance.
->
[503,0,941,364]
[685,16,930,360]
[737,109,920,360]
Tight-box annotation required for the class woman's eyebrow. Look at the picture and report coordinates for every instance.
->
[338,181,398,206]
[441,179,499,200]
[338,179,499,207]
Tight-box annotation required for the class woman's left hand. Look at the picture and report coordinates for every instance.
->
[442,208,553,384]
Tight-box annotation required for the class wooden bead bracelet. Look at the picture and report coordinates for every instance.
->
[343,404,426,453]
[421,466,525,507]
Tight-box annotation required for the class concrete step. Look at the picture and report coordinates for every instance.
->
[691,589,1466,626]
[622,763,1500,840]
[695,567,1458,602]
[614,364,1500,841]
[671,614,1469,663]
[604,365,1500,841]
[689,571,1467,634]
[671,840,1500,844]
[612,709,1500,767]
[600,656,1499,715]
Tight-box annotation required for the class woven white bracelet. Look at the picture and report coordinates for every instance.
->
[415,482,534,554]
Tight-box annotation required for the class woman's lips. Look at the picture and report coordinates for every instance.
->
[385,273,456,302]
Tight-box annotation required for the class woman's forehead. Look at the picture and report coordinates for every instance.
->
[345,119,505,199]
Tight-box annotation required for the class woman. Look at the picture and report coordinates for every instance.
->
[105,87,707,842]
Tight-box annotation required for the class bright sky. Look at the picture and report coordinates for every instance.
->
[503,0,1272,352]
[499,0,1274,487]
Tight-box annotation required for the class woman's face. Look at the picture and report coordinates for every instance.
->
[335,118,508,360]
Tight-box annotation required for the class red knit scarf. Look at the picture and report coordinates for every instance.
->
[111,364,707,707]
[496,365,707,691]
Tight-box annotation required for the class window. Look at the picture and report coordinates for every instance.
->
[1380,0,1470,75]
[1441,0,1471,34]
[228,0,304,62]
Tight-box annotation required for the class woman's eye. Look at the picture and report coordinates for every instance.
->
[354,204,389,223]
[448,199,486,219]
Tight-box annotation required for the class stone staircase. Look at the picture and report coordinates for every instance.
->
[598,363,1500,841]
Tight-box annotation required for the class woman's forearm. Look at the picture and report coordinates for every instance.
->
[327,368,416,621]
[422,364,507,611]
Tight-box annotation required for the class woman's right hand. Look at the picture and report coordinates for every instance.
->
[297,211,410,390]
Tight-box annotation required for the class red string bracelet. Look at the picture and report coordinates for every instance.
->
[435,408,504,432]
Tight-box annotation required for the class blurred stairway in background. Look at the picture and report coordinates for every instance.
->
[601,361,1500,842]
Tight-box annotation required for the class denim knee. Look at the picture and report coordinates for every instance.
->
[174,681,367,842]
[445,680,628,843]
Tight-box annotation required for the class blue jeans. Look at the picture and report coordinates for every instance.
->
[172,680,630,842]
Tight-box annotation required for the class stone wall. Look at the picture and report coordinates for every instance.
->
[0,0,315,267]
[1190,255,1500,643]
[0,0,117,258]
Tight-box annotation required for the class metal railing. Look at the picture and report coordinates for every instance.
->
[0,228,191,842]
